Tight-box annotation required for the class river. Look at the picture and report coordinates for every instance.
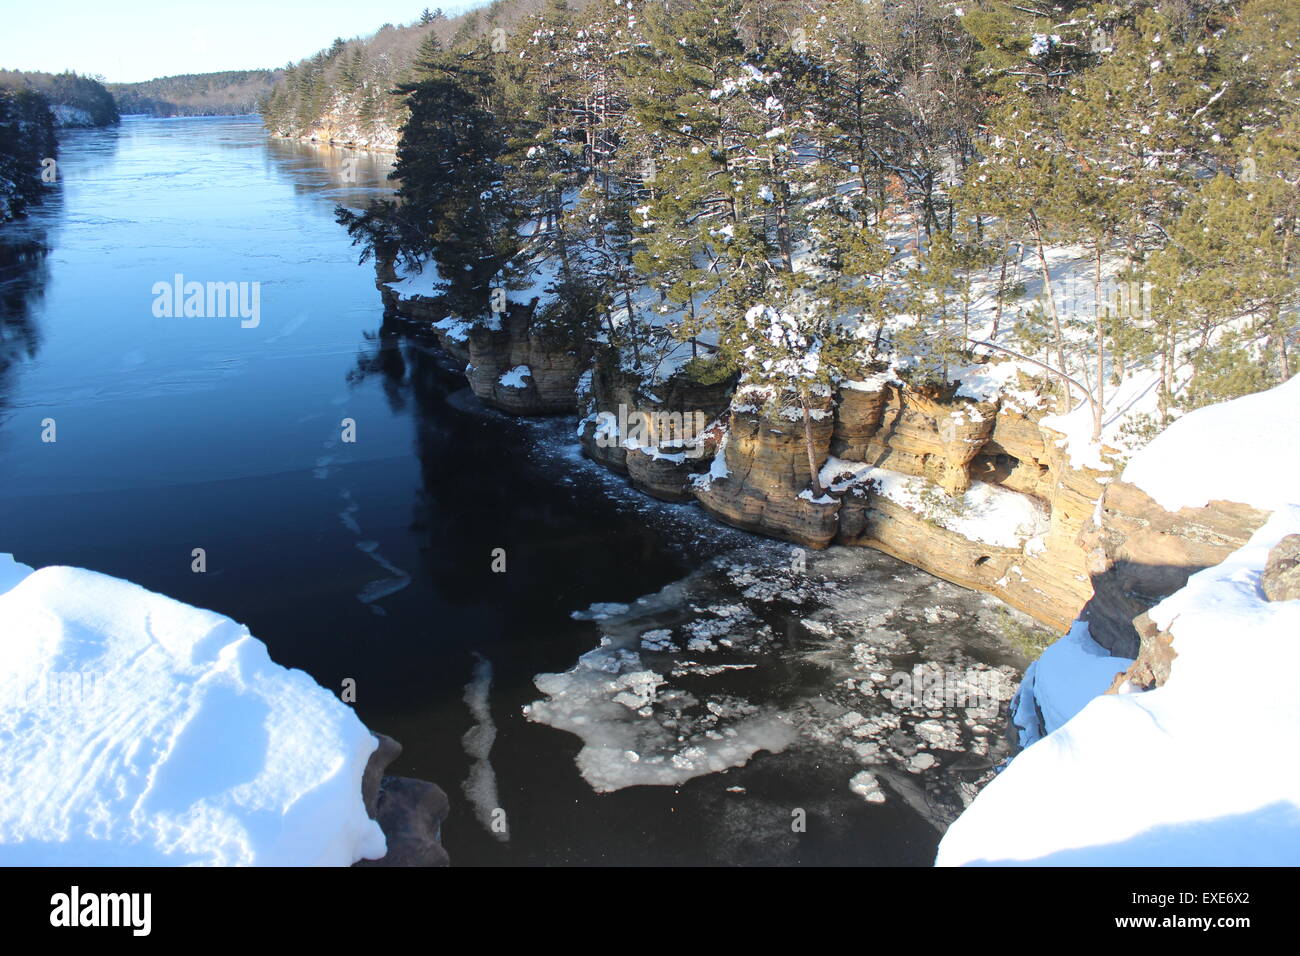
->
[0,115,1037,865]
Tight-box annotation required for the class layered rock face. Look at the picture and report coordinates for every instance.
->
[1261,533,1300,602]
[461,304,591,415]
[577,357,734,501]
[377,258,590,416]
[386,258,1249,640]
[832,384,998,495]
[1080,481,1268,657]
[694,390,842,549]
[697,379,1100,632]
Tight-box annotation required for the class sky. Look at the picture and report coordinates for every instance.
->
[0,0,480,83]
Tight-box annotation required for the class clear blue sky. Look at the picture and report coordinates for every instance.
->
[0,0,480,83]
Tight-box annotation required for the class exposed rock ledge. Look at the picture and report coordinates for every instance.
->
[382,260,1116,637]
[380,267,589,416]
[694,379,1101,633]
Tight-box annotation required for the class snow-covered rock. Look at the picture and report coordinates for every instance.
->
[939,508,1300,865]
[938,375,1300,866]
[0,558,387,865]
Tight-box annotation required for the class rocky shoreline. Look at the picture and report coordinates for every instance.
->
[373,261,1289,866]
[377,262,1263,670]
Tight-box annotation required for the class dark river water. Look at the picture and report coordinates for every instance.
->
[0,116,1035,866]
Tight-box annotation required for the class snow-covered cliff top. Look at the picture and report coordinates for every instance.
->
[0,555,385,865]
[937,507,1300,865]
[1122,373,1300,512]
[938,375,1300,866]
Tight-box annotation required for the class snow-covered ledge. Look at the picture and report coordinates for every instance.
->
[0,556,387,866]
[937,375,1300,865]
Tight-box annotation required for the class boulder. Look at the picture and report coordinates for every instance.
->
[354,733,450,868]
[1262,534,1300,602]
[1079,480,1267,657]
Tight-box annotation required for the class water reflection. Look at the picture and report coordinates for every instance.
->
[263,136,395,209]
[0,222,52,419]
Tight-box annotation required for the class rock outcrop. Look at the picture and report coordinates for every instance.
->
[577,356,734,501]
[689,376,1100,632]
[383,256,1280,645]
[1079,481,1268,657]
[832,382,999,495]
[462,304,591,415]
[378,257,590,416]
[826,380,1099,632]
[1262,534,1300,603]
[354,733,450,868]
[694,389,842,549]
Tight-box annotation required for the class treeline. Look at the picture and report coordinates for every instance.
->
[261,0,577,143]
[340,0,1298,447]
[0,87,57,222]
[0,70,119,127]
[109,70,281,117]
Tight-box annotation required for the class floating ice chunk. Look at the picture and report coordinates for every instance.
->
[524,644,796,793]
[850,771,887,804]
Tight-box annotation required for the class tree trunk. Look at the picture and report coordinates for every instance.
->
[1029,214,1070,406]
[800,393,824,498]
[1093,245,1105,441]
[992,242,1008,339]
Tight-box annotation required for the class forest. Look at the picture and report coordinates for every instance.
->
[108,70,282,117]
[0,70,120,127]
[311,0,1297,458]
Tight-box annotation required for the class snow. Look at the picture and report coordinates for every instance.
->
[1010,621,1133,748]
[51,105,94,128]
[691,431,732,489]
[1122,374,1300,512]
[952,358,1043,408]
[938,507,1300,866]
[499,365,533,389]
[384,260,446,299]
[819,458,1049,548]
[842,368,901,391]
[432,316,472,342]
[0,559,386,866]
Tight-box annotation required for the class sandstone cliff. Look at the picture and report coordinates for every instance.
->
[576,353,734,501]
[693,376,1103,632]
[380,260,1281,652]
[379,259,589,416]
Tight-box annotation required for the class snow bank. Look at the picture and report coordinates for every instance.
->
[0,559,386,866]
[1122,374,1300,512]
[1010,621,1133,748]
[938,507,1300,865]
[384,260,447,300]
